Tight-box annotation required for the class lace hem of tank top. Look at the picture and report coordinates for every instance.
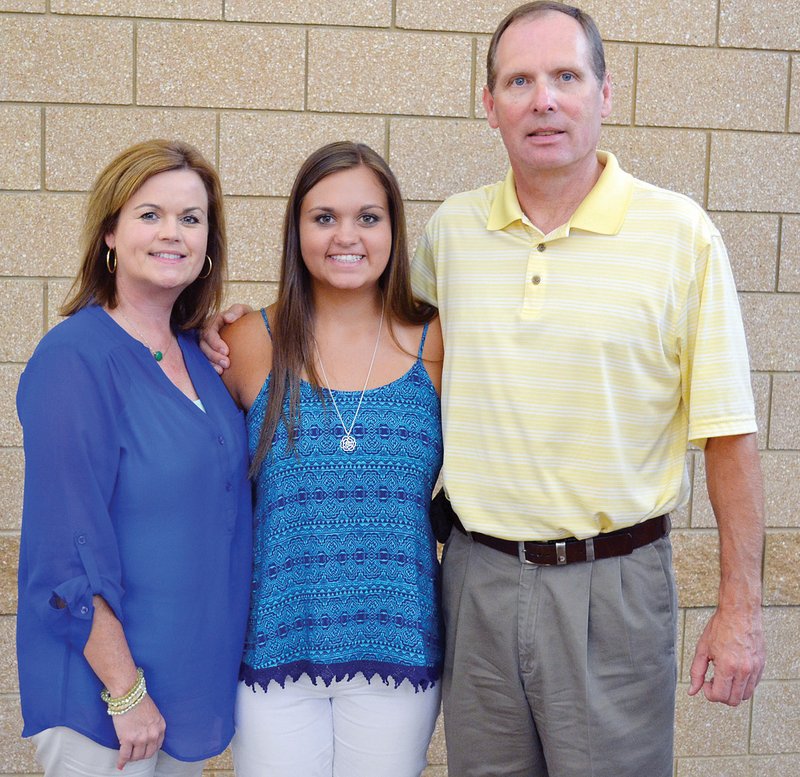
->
[240,659,440,693]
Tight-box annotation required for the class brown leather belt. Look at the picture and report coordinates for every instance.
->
[454,513,671,566]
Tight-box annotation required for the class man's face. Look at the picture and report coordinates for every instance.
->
[483,12,612,181]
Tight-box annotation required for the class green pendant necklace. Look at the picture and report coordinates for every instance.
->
[117,310,174,362]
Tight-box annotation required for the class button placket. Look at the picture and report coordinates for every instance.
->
[521,237,548,317]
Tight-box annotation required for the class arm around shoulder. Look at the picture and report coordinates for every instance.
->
[220,308,273,411]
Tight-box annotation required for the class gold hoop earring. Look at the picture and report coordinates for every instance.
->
[106,248,117,274]
[198,255,212,279]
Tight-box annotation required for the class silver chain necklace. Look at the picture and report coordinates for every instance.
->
[314,297,384,453]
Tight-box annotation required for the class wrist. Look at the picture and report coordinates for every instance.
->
[101,667,148,716]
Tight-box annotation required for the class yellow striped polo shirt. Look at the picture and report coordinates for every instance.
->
[411,151,756,540]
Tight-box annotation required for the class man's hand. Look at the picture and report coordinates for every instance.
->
[690,432,766,706]
[112,694,166,770]
[688,605,765,706]
[200,304,252,374]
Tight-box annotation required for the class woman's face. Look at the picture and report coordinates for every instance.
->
[298,165,392,296]
[105,168,210,302]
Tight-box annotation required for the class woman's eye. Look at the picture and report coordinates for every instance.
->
[181,214,200,225]
[359,213,379,225]
[316,214,335,225]
[139,211,158,221]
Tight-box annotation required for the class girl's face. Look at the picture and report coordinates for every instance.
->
[298,165,392,296]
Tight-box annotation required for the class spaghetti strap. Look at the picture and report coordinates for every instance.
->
[416,322,430,360]
[259,308,272,339]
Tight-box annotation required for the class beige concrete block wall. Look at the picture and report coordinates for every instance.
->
[0,1,797,773]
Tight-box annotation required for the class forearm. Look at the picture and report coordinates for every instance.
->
[704,432,764,611]
[83,595,139,697]
[83,596,166,765]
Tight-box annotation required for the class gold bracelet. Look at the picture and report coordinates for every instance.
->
[100,667,147,715]
[107,682,147,716]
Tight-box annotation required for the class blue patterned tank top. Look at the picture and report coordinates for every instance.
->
[241,312,443,691]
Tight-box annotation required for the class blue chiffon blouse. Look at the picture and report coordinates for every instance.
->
[15,305,252,761]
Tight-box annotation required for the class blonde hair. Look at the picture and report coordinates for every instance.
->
[61,139,227,330]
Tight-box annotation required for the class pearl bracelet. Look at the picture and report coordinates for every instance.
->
[100,667,148,716]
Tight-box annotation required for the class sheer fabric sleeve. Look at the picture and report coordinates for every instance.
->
[17,343,126,652]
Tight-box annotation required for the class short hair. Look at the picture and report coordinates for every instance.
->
[61,139,227,330]
[486,1,606,92]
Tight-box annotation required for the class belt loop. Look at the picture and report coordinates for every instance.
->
[518,542,530,565]
[555,541,567,565]
[584,537,595,563]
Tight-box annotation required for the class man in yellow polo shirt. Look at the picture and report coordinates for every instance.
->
[411,2,765,775]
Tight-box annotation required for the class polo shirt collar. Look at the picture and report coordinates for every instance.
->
[486,150,634,236]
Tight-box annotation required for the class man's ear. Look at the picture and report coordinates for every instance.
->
[483,85,500,129]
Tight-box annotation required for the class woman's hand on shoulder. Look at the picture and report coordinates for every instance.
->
[112,694,166,770]
[220,308,273,411]
[199,303,253,374]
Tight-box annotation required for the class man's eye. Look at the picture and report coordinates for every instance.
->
[512,77,526,86]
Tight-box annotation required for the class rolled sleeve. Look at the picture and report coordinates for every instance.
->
[17,343,126,651]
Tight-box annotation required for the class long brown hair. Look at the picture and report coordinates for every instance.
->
[251,141,435,473]
[61,139,227,330]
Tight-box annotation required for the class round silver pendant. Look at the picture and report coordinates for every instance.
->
[339,434,357,453]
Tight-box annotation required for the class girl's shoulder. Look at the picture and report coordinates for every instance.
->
[220,307,274,410]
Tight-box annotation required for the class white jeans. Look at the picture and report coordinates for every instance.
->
[232,674,440,777]
[31,727,205,777]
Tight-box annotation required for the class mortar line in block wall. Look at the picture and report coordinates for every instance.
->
[785,56,794,133]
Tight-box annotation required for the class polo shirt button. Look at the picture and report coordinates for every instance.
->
[80,606,89,614]
[226,482,233,492]
[218,436,225,445]
[531,275,542,285]
[536,243,546,252]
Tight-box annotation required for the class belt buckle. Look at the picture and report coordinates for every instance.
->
[518,542,537,565]
[519,540,568,565]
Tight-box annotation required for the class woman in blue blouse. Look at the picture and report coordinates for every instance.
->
[218,142,444,776]
[16,139,252,776]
